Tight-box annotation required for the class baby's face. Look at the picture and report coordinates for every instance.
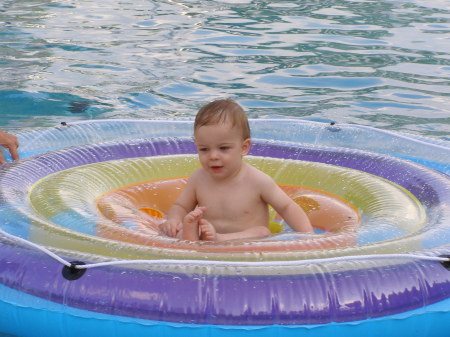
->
[194,122,250,180]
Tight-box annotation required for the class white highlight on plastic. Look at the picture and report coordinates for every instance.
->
[1,228,448,270]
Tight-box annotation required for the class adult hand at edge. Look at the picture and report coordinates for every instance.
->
[0,129,19,165]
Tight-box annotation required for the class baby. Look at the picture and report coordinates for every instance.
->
[160,99,313,241]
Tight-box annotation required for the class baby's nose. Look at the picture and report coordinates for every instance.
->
[210,149,220,159]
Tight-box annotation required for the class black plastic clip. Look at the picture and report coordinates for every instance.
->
[62,261,87,281]
[327,122,341,132]
[439,255,450,271]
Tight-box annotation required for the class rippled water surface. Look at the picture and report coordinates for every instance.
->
[1,0,449,138]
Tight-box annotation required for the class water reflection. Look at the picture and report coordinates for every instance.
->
[0,0,448,137]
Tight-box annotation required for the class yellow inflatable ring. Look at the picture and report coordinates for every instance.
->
[28,154,424,259]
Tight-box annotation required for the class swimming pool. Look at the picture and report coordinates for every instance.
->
[0,0,449,137]
[1,1,449,336]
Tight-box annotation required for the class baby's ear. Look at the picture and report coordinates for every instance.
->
[241,138,251,155]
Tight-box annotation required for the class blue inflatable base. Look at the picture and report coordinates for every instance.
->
[1,283,450,337]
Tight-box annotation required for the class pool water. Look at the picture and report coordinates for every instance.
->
[0,0,449,139]
[0,2,449,336]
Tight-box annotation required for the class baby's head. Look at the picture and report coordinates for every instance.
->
[194,99,250,140]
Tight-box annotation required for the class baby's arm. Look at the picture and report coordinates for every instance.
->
[160,174,198,237]
[275,196,314,233]
[261,175,314,233]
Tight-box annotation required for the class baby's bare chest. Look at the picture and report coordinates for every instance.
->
[196,183,263,218]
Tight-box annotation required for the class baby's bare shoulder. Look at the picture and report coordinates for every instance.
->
[245,164,271,179]
[190,167,207,180]
[185,168,208,190]
[244,164,275,186]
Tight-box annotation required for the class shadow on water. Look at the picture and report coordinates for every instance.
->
[0,90,110,123]
[0,332,18,337]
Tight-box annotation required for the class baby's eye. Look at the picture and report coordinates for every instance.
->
[199,147,208,152]
[220,146,230,150]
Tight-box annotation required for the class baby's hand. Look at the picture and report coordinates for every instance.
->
[0,130,19,164]
[159,220,182,238]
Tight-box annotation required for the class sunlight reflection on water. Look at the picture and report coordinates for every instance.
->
[0,0,448,138]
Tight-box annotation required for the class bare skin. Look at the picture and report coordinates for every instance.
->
[182,206,206,241]
[183,206,272,241]
[160,121,313,242]
[0,130,19,164]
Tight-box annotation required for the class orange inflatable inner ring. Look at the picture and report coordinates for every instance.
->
[96,177,360,252]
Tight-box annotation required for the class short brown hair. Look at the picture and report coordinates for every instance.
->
[194,99,250,139]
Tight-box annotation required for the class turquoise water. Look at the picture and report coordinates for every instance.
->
[0,0,449,136]
[0,2,449,336]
